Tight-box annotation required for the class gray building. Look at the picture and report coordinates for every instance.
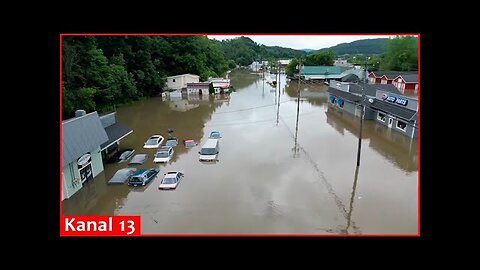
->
[368,90,418,138]
[62,110,133,200]
[326,80,418,138]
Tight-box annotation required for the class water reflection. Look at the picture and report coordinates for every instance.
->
[343,166,360,234]
[325,106,418,172]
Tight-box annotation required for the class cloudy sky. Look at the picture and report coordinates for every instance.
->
[208,35,396,50]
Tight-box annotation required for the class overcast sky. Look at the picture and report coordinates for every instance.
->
[208,35,396,50]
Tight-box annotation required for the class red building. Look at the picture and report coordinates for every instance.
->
[392,74,418,94]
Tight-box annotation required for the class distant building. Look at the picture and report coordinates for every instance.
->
[368,71,418,94]
[187,82,210,95]
[334,59,353,67]
[392,74,418,94]
[209,78,231,94]
[300,66,343,81]
[166,74,200,91]
[249,61,268,72]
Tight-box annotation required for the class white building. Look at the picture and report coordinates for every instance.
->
[166,74,200,91]
[187,82,210,95]
[209,78,231,94]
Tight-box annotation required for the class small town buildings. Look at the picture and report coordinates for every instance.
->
[187,82,210,95]
[209,78,231,94]
[299,66,343,81]
[166,74,200,91]
[368,71,418,94]
[391,74,418,94]
[62,110,133,201]
[327,80,418,138]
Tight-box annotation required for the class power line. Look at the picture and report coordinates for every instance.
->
[212,100,294,114]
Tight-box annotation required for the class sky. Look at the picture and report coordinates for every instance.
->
[208,35,395,50]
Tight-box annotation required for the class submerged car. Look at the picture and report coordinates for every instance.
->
[128,154,148,166]
[209,131,221,139]
[107,149,135,163]
[128,168,160,187]
[158,171,184,190]
[153,146,174,163]
[164,137,179,148]
[144,135,164,149]
[108,168,137,184]
[183,139,197,148]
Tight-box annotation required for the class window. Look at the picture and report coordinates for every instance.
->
[172,79,176,82]
[396,120,407,132]
[377,112,386,122]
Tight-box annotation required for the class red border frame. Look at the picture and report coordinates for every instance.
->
[60,33,420,237]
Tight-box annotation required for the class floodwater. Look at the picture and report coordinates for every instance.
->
[62,70,418,235]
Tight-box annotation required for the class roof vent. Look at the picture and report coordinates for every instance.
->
[75,110,86,117]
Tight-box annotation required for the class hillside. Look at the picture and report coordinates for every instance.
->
[316,38,388,55]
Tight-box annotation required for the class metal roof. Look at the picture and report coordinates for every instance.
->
[301,66,342,75]
[101,123,133,151]
[370,100,417,121]
[62,112,108,168]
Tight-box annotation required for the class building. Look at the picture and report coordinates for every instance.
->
[392,74,418,94]
[62,110,133,201]
[327,81,418,138]
[99,112,134,159]
[249,61,268,72]
[166,74,200,91]
[62,111,108,201]
[327,80,401,118]
[369,91,418,138]
[300,66,343,81]
[187,82,210,95]
[209,78,230,94]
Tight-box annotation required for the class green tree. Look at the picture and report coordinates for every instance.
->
[286,59,299,76]
[303,51,335,66]
[381,36,418,71]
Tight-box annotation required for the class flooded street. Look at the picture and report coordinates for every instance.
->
[62,70,418,234]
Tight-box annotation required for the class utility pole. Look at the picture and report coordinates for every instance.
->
[294,61,302,157]
[276,61,281,125]
[356,57,369,167]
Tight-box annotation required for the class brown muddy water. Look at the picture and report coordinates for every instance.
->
[62,70,418,234]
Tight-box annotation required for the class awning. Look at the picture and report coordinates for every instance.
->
[100,123,133,151]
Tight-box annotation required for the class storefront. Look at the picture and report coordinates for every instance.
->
[62,111,109,201]
[369,90,418,138]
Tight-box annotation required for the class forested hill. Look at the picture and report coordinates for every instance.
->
[213,36,307,66]
[316,38,388,55]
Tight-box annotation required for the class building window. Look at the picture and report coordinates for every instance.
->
[173,79,176,82]
[396,120,407,132]
[377,112,386,122]
[337,99,344,108]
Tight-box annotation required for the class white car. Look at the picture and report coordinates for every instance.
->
[144,135,164,149]
[158,171,184,190]
[154,146,174,163]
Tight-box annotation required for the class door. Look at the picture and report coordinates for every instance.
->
[388,118,393,128]
[79,163,93,184]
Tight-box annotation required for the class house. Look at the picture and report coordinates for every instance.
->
[166,74,200,91]
[368,71,417,86]
[187,82,210,95]
[62,110,133,201]
[209,77,230,94]
[392,74,418,94]
[300,66,343,81]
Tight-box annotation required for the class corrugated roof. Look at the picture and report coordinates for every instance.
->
[369,71,417,79]
[327,87,362,102]
[370,100,417,121]
[301,66,342,75]
[62,112,108,168]
[101,123,133,151]
[397,74,418,83]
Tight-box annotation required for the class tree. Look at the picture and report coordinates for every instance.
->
[303,51,335,66]
[381,36,418,71]
[286,59,299,76]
